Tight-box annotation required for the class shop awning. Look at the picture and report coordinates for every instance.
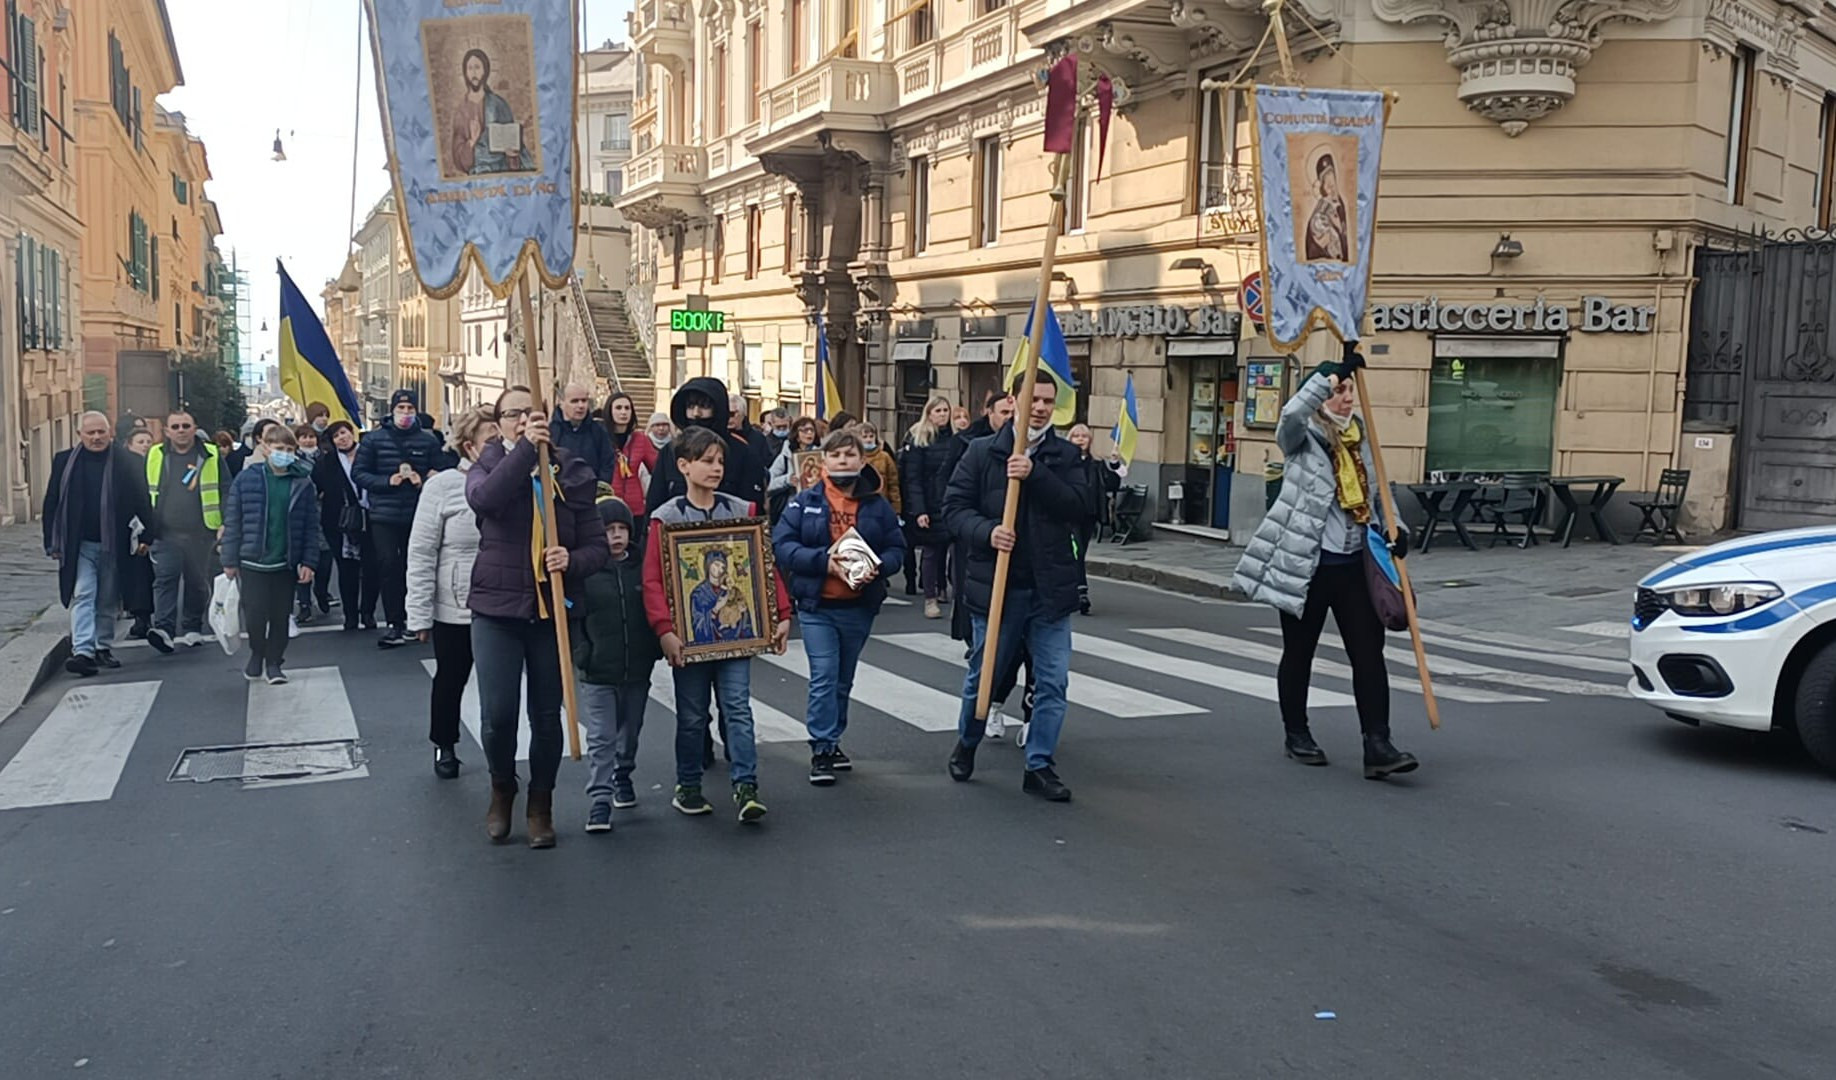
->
[1433,336,1561,359]
[1167,337,1238,358]
[892,342,931,362]
[956,341,1002,364]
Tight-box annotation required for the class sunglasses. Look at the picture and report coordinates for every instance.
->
[168,423,194,430]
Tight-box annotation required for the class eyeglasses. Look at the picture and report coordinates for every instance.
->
[167,423,194,430]
[497,408,531,421]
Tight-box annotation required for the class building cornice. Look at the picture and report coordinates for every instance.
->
[1372,0,1685,135]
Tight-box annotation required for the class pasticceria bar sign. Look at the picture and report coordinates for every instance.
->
[1370,296,1655,334]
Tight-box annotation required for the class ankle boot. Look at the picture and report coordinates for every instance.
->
[486,781,517,842]
[526,790,557,849]
[1363,735,1420,780]
[1284,730,1329,766]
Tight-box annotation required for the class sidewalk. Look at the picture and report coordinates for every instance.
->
[0,519,68,719]
[1086,531,1705,657]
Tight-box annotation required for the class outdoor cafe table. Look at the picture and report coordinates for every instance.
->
[1405,481,1482,552]
[1547,475,1626,548]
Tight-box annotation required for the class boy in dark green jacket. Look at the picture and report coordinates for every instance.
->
[575,496,663,832]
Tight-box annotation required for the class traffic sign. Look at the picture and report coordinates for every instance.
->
[1239,272,1265,326]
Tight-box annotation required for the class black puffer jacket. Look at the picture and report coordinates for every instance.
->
[642,376,768,511]
[943,422,1092,623]
[351,422,455,527]
[899,434,955,544]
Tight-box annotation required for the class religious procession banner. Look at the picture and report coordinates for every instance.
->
[363,0,578,299]
[1251,86,1389,351]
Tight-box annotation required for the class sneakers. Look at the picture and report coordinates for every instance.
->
[585,800,614,833]
[1022,766,1072,802]
[1016,721,1030,750]
[265,664,288,686]
[672,785,713,815]
[829,746,852,772]
[612,781,638,809]
[923,598,942,619]
[95,649,120,670]
[64,653,97,678]
[1363,735,1420,780]
[245,654,264,681]
[433,746,460,780]
[734,783,768,823]
[297,603,316,627]
[984,705,1006,742]
[809,753,837,786]
[181,631,204,648]
[147,628,175,654]
[288,615,300,639]
[377,625,406,649]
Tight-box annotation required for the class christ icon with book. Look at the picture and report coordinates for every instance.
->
[449,48,524,175]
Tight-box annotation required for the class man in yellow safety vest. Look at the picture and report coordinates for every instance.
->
[144,408,224,652]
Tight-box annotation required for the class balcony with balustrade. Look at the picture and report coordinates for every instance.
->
[746,57,899,167]
[613,143,707,230]
[628,0,693,73]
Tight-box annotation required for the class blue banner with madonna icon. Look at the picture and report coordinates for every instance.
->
[1252,86,1389,352]
[364,0,578,300]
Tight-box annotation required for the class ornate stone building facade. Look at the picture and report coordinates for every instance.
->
[621,0,1836,533]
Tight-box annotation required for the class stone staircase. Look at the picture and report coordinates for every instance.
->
[580,286,655,419]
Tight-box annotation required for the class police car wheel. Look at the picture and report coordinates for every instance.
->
[1793,640,1836,777]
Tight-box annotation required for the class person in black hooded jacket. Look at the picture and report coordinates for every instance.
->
[643,376,767,512]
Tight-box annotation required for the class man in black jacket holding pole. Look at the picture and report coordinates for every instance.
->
[941,380,1091,801]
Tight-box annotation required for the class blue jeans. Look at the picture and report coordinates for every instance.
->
[70,541,119,658]
[956,588,1072,771]
[673,658,757,787]
[801,603,875,753]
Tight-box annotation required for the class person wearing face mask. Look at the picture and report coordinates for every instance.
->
[314,420,378,631]
[352,388,456,648]
[631,410,671,496]
[642,377,766,512]
[853,422,902,518]
[942,380,1092,802]
[220,424,321,685]
[773,429,906,785]
[1233,350,1417,779]
[766,415,821,523]
[305,402,332,435]
[599,391,648,516]
[761,407,791,461]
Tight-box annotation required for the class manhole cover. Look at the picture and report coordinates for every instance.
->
[168,740,365,784]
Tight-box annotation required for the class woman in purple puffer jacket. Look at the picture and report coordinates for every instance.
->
[466,385,609,850]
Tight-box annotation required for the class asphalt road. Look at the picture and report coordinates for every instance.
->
[1,579,1832,1079]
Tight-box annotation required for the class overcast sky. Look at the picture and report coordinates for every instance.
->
[160,0,634,376]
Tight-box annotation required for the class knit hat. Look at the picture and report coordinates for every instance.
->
[390,388,420,411]
[646,410,670,428]
[597,495,634,531]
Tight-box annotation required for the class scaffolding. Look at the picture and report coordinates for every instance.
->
[215,249,252,384]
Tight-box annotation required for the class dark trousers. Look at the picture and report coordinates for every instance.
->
[297,549,334,609]
[122,551,154,618]
[1075,522,1095,600]
[152,532,216,636]
[430,620,474,749]
[1277,556,1390,738]
[918,540,950,600]
[370,520,411,628]
[471,614,563,792]
[240,568,295,669]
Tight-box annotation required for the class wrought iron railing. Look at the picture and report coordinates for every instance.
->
[570,273,621,393]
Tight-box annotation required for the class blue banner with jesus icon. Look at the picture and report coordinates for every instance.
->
[364,0,577,299]
[1252,86,1389,351]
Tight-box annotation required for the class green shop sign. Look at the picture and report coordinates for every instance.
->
[670,309,728,333]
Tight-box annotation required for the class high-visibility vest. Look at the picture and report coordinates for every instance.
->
[146,442,224,530]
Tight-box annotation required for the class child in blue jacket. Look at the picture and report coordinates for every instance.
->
[221,424,322,684]
[772,428,906,786]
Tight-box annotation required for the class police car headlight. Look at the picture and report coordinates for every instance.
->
[1657,583,1783,617]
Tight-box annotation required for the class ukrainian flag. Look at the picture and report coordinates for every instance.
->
[1006,303,1077,427]
[278,260,362,427]
[1111,371,1140,467]
[814,312,844,421]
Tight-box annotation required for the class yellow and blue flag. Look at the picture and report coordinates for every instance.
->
[278,261,361,427]
[1111,372,1140,467]
[814,313,844,421]
[1006,303,1077,426]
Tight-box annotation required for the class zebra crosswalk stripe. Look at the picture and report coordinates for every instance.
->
[245,667,370,787]
[876,632,1206,718]
[648,665,809,744]
[0,681,162,811]
[1243,627,1627,696]
[1134,629,1543,704]
[1072,634,1356,708]
[761,640,960,732]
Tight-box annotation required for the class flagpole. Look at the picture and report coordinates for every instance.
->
[975,150,1068,723]
[517,267,585,759]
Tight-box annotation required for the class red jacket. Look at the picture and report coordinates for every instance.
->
[642,491,792,640]
[610,446,646,516]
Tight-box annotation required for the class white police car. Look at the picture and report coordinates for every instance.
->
[1628,526,1836,772]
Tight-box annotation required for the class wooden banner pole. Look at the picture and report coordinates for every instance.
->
[1351,366,1440,730]
[517,268,585,758]
[975,151,1068,723]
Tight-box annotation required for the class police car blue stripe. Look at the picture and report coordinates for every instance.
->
[1640,533,1836,589]
[1678,580,1836,634]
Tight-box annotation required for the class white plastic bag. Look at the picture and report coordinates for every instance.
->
[209,573,242,655]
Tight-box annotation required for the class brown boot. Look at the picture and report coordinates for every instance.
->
[486,781,517,843]
[526,789,556,849]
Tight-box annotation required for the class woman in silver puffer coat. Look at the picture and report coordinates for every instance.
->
[1232,350,1418,779]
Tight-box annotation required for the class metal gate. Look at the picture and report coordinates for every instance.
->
[1687,235,1836,531]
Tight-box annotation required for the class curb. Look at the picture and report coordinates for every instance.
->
[0,609,69,722]
[1084,555,1247,601]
